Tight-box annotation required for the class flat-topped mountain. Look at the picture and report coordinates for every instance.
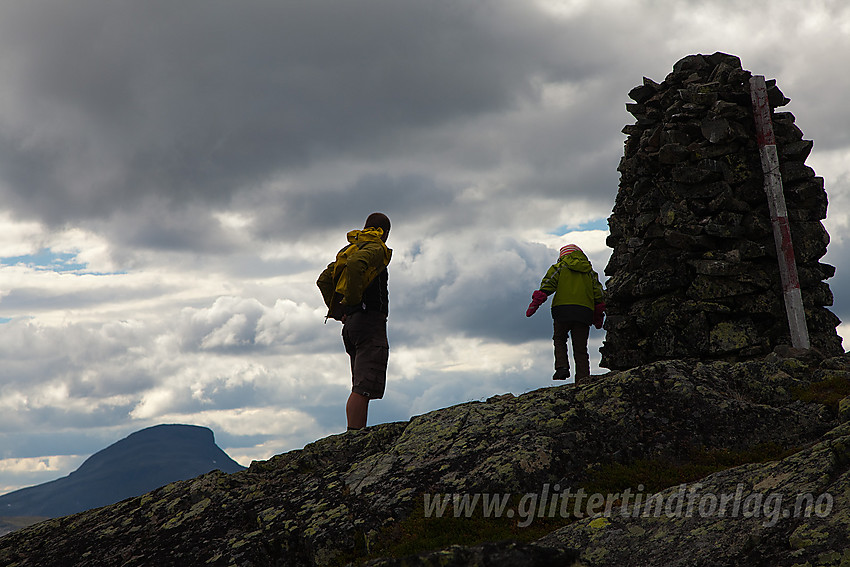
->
[0,424,245,525]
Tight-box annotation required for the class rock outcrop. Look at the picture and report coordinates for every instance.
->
[601,53,843,369]
[537,416,850,566]
[1,350,849,566]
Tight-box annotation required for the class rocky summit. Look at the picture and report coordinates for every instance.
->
[601,52,843,369]
[1,349,849,566]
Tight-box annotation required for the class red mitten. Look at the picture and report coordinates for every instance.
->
[526,290,549,317]
[593,302,606,329]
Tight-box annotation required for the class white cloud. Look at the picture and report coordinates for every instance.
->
[0,212,45,257]
[0,455,82,475]
[838,324,850,346]
[0,455,86,495]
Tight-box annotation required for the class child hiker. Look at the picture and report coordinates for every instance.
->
[526,244,605,384]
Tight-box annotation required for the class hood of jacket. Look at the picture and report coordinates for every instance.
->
[346,228,392,262]
[558,249,592,273]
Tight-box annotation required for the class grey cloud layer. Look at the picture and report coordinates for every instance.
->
[0,0,608,230]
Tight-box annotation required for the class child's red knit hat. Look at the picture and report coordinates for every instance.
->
[559,244,582,257]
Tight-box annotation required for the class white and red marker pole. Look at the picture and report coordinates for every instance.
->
[749,75,810,349]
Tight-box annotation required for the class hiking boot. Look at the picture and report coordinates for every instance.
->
[552,368,570,381]
[574,374,590,386]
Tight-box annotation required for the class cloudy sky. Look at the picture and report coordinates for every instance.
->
[1,0,848,495]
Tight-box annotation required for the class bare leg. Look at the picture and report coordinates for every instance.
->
[346,392,370,430]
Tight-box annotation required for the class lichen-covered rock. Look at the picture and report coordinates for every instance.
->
[602,52,843,370]
[537,419,850,566]
[1,351,847,566]
[361,541,579,567]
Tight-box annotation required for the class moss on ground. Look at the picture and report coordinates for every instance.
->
[791,375,850,415]
[332,493,575,566]
[582,443,799,495]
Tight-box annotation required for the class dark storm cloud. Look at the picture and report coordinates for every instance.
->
[99,201,247,255]
[248,172,458,240]
[0,0,600,228]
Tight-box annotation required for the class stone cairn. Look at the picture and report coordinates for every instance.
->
[600,52,844,370]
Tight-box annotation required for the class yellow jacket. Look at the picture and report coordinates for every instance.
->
[317,228,392,320]
[539,249,603,310]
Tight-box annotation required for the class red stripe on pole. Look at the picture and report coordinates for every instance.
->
[776,217,800,291]
[752,88,776,146]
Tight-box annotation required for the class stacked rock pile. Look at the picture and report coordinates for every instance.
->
[600,52,843,370]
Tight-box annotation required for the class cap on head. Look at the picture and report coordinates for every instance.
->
[560,244,582,258]
[364,212,391,241]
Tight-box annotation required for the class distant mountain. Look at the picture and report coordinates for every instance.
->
[0,424,245,521]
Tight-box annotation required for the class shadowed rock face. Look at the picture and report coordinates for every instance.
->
[1,351,848,566]
[601,52,843,370]
[537,365,850,567]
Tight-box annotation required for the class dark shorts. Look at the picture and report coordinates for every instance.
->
[342,311,388,399]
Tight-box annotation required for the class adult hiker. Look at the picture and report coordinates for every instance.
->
[317,212,392,430]
[525,244,605,384]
